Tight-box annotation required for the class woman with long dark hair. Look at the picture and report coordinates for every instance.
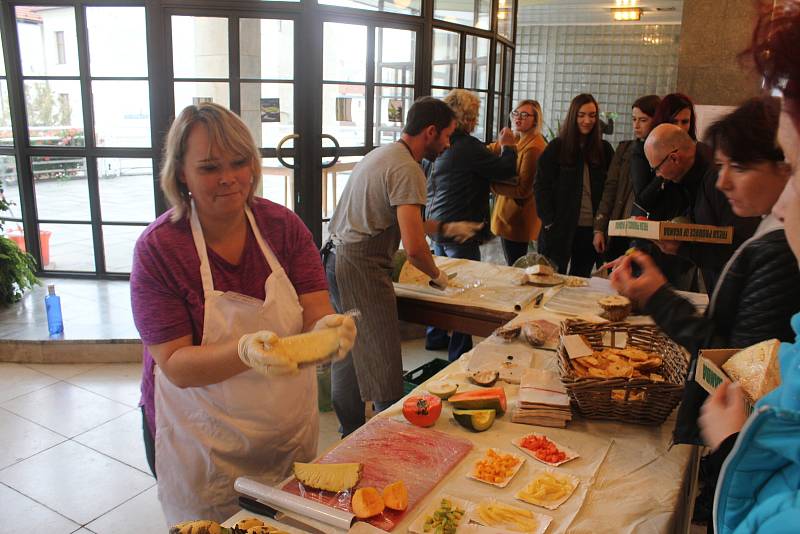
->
[652,92,698,139]
[534,93,614,276]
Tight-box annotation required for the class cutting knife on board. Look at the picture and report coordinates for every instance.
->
[428,271,458,290]
[238,496,328,534]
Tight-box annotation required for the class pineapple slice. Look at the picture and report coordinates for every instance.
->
[293,462,363,492]
[270,328,341,366]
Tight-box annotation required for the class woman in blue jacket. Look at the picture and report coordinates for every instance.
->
[699,3,800,532]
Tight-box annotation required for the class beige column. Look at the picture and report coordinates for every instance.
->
[676,0,761,105]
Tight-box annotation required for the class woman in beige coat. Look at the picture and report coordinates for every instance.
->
[489,100,547,265]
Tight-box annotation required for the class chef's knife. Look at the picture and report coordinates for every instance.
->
[238,496,329,534]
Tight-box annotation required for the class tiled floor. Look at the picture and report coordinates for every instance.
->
[0,342,446,533]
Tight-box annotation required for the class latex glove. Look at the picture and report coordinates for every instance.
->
[609,250,667,308]
[238,330,298,376]
[429,269,450,291]
[699,381,748,450]
[312,314,357,360]
[442,221,484,244]
[498,127,516,147]
[592,231,606,254]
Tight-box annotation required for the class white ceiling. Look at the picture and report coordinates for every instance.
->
[517,0,684,26]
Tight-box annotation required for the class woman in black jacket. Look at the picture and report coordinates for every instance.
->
[610,96,800,445]
[534,93,615,276]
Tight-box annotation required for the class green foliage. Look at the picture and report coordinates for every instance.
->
[29,83,56,126]
[0,182,39,306]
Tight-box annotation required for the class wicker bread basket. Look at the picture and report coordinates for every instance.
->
[556,320,690,425]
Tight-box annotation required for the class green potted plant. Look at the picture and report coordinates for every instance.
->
[0,181,39,305]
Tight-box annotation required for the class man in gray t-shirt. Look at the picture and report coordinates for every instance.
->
[323,97,482,436]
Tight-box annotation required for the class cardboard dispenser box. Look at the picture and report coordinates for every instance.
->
[695,349,755,415]
[608,218,733,244]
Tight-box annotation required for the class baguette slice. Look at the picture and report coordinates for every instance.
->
[722,339,781,402]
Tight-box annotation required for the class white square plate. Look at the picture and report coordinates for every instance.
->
[511,433,579,467]
[467,448,526,488]
[407,494,472,534]
[515,468,579,511]
[467,498,552,534]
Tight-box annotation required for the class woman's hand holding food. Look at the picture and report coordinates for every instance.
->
[609,250,667,308]
[237,330,297,376]
[312,313,357,359]
[699,381,748,451]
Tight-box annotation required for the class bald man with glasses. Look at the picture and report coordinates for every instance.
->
[636,124,759,292]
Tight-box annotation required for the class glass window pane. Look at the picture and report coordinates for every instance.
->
[492,94,501,139]
[241,82,294,149]
[174,82,230,112]
[40,222,94,271]
[323,23,366,83]
[103,224,145,272]
[504,47,513,96]
[261,157,293,209]
[319,0,420,16]
[0,35,5,76]
[1,80,13,146]
[375,28,416,85]
[465,35,490,91]
[432,29,459,88]
[240,19,293,80]
[434,0,490,30]
[1,155,21,219]
[32,156,88,220]
[498,0,515,40]
[17,6,79,76]
[323,156,362,223]
[474,91,488,141]
[87,7,147,77]
[172,16,229,79]
[97,158,155,223]
[323,83,365,147]
[495,43,502,93]
[374,86,414,146]
[92,81,151,148]
[24,80,85,147]
[431,87,450,98]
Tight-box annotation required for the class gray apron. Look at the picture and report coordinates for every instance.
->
[334,225,404,402]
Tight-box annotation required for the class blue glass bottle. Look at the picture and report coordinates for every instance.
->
[45,284,63,336]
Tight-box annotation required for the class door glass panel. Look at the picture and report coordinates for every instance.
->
[375,28,415,85]
[1,155,21,218]
[103,225,145,272]
[92,81,151,148]
[0,37,4,75]
[97,158,155,223]
[323,23,367,83]
[465,35,490,91]
[172,16,229,79]
[322,155,362,224]
[32,156,88,220]
[241,82,294,149]
[323,84,365,147]
[319,0,421,16]
[40,222,94,271]
[474,91,488,140]
[174,82,230,111]
[240,19,293,80]
[374,86,414,146]
[432,29,459,88]
[492,94,501,138]
[431,87,450,98]
[434,0,490,30]
[24,80,85,146]
[261,157,293,209]
[495,43,502,93]
[17,6,79,76]
[498,0,515,40]
[504,47,513,94]
[86,7,147,77]
[1,80,12,146]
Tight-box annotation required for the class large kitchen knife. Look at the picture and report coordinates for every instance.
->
[238,496,329,534]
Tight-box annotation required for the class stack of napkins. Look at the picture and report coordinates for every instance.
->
[512,368,572,428]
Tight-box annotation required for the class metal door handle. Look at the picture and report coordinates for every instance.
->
[276,134,299,169]
[321,133,340,169]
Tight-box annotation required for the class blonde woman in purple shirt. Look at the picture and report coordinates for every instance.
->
[130,103,355,524]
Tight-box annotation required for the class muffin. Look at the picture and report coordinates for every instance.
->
[597,295,632,321]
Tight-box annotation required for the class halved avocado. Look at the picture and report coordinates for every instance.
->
[452,408,496,432]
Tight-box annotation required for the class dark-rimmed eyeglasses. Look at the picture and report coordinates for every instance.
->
[510,111,533,120]
[651,148,679,174]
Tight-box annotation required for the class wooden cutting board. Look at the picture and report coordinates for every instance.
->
[282,418,473,531]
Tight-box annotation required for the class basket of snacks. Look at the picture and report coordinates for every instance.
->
[556,319,690,425]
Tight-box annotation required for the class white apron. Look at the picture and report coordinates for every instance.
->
[155,203,318,525]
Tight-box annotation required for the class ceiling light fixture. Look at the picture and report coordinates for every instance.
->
[615,0,638,6]
[612,7,642,21]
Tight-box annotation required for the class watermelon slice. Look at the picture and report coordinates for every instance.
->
[448,387,507,416]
